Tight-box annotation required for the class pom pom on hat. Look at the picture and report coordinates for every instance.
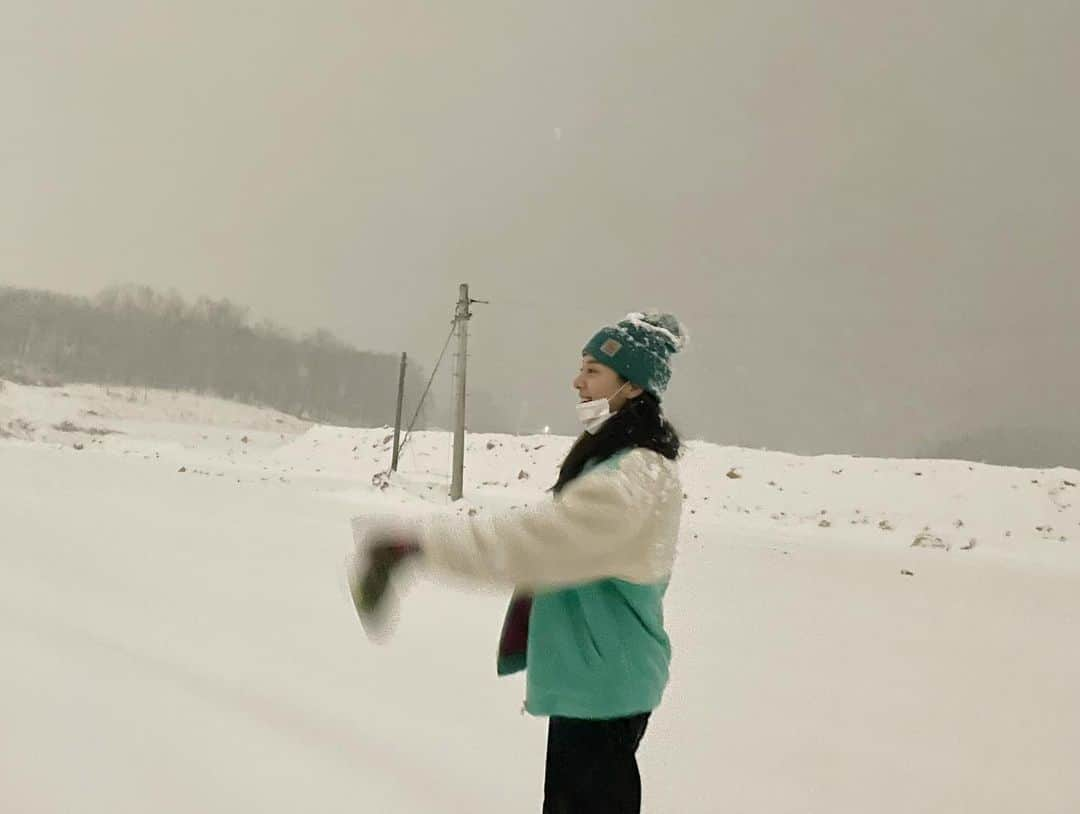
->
[623,311,690,352]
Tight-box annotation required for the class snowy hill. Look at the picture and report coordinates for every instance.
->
[2,382,1078,813]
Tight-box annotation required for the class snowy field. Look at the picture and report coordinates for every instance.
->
[2,381,1078,813]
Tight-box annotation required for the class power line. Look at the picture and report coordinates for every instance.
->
[397,318,456,458]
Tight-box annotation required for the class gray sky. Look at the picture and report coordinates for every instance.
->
[4,1,1079,457]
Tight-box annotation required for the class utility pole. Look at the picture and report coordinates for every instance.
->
[450,284,470,500]
[391,352,407,472]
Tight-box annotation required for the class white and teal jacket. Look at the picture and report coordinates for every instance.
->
[415,447,683,719]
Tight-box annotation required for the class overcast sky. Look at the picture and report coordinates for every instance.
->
[4,1,1078,456]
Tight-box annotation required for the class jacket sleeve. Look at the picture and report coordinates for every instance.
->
[415,449,667,589]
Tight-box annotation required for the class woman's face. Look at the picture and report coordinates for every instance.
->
[573,355,642,412]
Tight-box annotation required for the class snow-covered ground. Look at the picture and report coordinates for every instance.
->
[2,381,1078,813]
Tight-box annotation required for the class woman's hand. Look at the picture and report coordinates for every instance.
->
[349,533,421,637]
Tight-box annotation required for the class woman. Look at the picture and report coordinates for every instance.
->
[351,311,687,813]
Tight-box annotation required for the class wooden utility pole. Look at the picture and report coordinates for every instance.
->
[391,352,407,472]
[450,284,470,500]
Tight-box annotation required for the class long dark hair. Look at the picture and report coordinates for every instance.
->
[551,389,681,495]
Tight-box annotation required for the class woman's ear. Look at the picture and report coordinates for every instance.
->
[627,383,645,400]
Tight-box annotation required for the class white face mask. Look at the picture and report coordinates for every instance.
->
[575,382,630,434]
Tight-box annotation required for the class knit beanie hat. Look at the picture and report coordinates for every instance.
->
[582,311,688,399]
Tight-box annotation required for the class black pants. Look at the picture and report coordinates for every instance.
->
[543,713,651,814]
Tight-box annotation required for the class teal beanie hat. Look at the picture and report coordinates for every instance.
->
[582,311,688,399]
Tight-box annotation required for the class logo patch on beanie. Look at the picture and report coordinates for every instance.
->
[600,338,622,357]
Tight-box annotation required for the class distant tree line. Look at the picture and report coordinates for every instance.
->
[0,284,430,428]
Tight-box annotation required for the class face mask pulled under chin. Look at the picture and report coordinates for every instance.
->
[575,382,630,435]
